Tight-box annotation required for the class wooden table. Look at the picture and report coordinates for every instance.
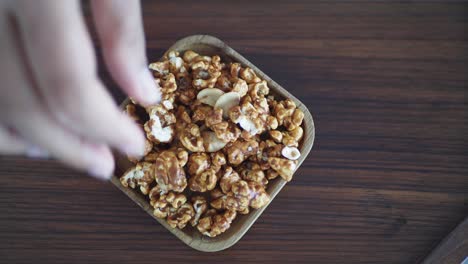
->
[1,1,467,263]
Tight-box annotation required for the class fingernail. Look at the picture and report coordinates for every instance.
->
[119,117,146,157]
[139,68,161,105]
[25,145,49,159]
[85,144,114,181]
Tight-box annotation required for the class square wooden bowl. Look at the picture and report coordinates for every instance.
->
[111,35,315,252]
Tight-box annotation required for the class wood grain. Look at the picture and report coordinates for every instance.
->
[1,0,467,263]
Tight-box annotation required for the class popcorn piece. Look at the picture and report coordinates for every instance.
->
[153,192,194,229]
[216,71,232,92]
[144,105,176,144]
[287,126,304,142]
[159,73,177,94]
[143,151,160,163]
[191,196,208,227]
[182,50,199,63]
[197,210,237,237]
[284,108,305,131]
[187,153,210,176]
[166,203,195,229]
[189,168,218,192]
[197,88,225,107]
[124,103,142,124]
[210,187,225,200]
[266,169,280,180]
[193,71,221,89]
[240,67,261,84]
[149,185,165,207]
[281,146,301,160]
[219,166,242,194]
[269,130,283,143]
[247,181,270,209]
[248,80,269,99]
[224,139,259,166]
[175,105,192,133]
[179,124,205,152]
[229,100,265,136]
[238,162,268,186]
[268,157,298,182]
[149,60,170,77]
[120,162,154,195]
[154,150,187,192]
[211,121,241,143]
[230,63,241,78]
[210,151,226,171]
[212,180,250,214]
[231,78,248,97]
[176,148,189,167]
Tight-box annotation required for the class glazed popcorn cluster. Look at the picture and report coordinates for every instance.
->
[120,50,305,237]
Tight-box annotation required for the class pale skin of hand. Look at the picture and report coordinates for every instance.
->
[0,0,161,179]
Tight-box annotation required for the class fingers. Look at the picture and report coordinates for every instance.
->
[12,0,145,157]
[0,14,114,179]
[0,126,29,155]
[91,0,160,106]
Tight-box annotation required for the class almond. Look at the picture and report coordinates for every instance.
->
[197,88,225,106]
[214,92,240,118]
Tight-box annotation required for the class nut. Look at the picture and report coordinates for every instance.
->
[268,157,297,182]
[197,88,225,106]
[154,150,187,192]
[214,92,240,118]
[202,131,228,152]
[120,162,154,195]
[281,146,301,160]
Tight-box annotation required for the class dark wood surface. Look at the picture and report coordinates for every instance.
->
[1,1,467,263]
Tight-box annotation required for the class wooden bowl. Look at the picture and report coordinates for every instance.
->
[111,35,315,252]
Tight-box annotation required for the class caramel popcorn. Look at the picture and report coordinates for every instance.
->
[238,162,268,186]
[191,196,208,227]
[189,168,218,192]
[154,150,187,192]
[120,49,307,237]
[144,105,176,144]
[120,162,154,195]
[268,157,298,182]
[219,166,241,194]
[224,139,259,166]
[197,210,237,238]
[153,192,194,229]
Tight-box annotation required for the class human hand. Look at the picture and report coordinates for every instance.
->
[0,0,160,179]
